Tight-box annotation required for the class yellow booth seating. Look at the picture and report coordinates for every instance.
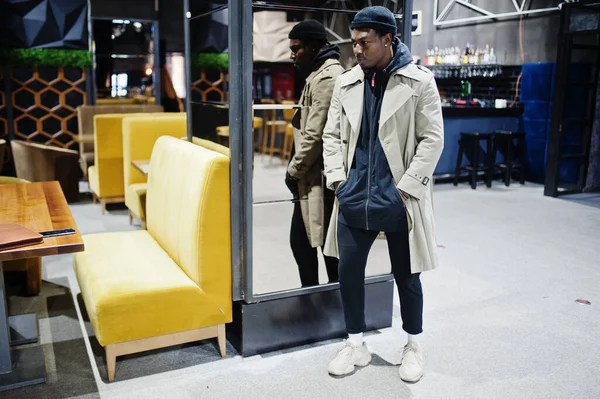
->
[77,105,163,178]
[191,136,230,157]
[74,136,232,382]
[95,98,138,106]
[88,112,168,213]
[122,114,187,226]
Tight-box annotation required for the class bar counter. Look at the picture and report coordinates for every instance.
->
[434,106,524,177]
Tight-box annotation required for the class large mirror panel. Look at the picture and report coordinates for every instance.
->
[250,5,403,296]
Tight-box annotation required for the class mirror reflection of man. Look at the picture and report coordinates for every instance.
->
[323,7,444,382]
[285,20,344,287]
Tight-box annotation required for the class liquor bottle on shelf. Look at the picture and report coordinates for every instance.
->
[425,49,431,65]
[489,47,497,64]
[482,44,490,64]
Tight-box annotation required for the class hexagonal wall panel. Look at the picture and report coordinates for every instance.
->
[14,115,39,140]
[41,114,61,136]
[192,71,227,102]
[40,88,61,111]
[13,88,36,112]
[10,66,86,150]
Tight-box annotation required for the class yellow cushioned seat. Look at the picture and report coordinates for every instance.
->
[87,164,99,197]
[74,136,231,382]
[0,176,30,184]
[191,137,230,157]
[125,183,147,221]
[122,114,187,225]
[74,230,227,346]
[91,112,168,214]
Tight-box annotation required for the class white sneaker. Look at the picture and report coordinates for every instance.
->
[327,341,372,376]
[399,342,423,382]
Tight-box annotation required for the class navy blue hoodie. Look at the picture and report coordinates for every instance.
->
[337,38,413,232]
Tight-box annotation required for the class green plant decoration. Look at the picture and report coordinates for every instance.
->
[0,48,92,68]
[192,53,229,70]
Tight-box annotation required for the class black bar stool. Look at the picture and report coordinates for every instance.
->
[453,132,495,189]
[492,130,526,186]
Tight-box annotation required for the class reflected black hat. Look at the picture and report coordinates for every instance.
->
[288,19,328,42]
[350,6,397,34]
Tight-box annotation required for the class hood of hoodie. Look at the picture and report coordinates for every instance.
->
[365,37,413,80]
[307,44,342,75]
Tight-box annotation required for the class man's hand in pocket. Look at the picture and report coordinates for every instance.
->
[398,189,410,204]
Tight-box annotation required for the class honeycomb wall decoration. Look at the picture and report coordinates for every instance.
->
[10,66,86,149]
[191,70,228,103]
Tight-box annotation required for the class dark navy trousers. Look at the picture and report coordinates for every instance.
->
[337,219,424,335]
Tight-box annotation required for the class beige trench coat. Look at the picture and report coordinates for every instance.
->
[322,63,444,273]
[288,58,344,248]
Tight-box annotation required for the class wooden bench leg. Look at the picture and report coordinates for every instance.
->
[101,199,107,215]
[217,324,226,357]
[141,219,147,230]
[128,210,133,225]
[106,345,116,382]
[102,325,225,382]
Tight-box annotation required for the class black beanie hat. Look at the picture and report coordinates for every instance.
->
[288,19,328,43]
[350,6,397,34]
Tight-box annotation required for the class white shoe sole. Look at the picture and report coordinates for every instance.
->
[399,371,423,383]
[328,355,371,376]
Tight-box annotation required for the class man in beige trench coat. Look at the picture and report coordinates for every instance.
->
[285,20,345,287]
[322,7,444,382]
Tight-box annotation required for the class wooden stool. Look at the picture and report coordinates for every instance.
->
[253,117,264,152]
[453,132,495,189]
[215,118,264,149]
[260,100,288,163]
[493,130,526,186]
[279,101,296,165]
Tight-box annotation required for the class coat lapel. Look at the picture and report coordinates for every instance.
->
[379,76,417,127]
[340,82,364,137]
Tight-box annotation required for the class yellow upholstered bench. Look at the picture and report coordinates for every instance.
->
[74,136,232,381]
[76,104,163,178]
[122,114,187,226]
[191,136,230,157]
[88,112,167,213]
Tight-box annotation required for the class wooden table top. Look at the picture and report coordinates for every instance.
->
[132,160,150,177]
[0,181,84,262]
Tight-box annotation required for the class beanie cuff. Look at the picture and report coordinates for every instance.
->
[350,21,397,34]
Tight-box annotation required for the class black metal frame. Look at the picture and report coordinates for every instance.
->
[184,0,414,303]
[545,3,600,197]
